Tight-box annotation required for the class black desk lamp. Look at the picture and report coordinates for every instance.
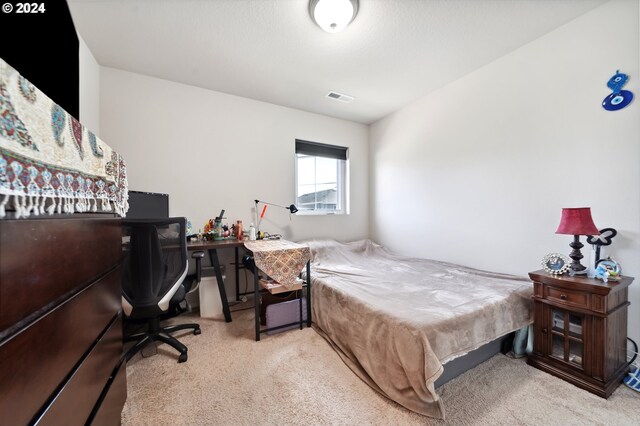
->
[254,199,298,238]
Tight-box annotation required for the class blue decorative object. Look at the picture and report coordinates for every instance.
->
[607,72,628,92]
[594,257,621,283]
[624,366,640,392]
[602,70,633,111]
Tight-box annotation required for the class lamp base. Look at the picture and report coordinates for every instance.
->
[569,267,588,276]
[568,235,587,274]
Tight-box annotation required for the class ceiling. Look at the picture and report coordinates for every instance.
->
[68,0,607,124]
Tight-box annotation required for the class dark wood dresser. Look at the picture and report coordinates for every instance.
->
[0,217,127,425]
[528,270,633,398]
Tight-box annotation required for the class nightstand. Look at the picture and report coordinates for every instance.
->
[527,270,634,398]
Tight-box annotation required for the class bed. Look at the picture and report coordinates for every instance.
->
[306,239,532,419]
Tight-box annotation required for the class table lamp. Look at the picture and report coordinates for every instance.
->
[555,207,599,275]
[254,199,299,237]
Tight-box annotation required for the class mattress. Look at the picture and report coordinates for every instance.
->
[306,239,532,419]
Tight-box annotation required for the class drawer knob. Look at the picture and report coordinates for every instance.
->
[542,327,548,334]
[560,294,568,300]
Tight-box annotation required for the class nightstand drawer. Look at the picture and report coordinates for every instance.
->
[546,286,589,309]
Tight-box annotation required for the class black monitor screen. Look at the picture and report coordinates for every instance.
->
[126,191,169,219]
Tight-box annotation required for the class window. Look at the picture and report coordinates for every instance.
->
[295,139,348,215]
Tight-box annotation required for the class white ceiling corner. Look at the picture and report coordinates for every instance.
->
[68,0,608,124]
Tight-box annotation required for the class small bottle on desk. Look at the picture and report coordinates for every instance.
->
[249,223,256,241]
[213,219,224,240]
[236,220,243,241]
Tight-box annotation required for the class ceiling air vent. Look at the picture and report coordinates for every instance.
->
[326,91,354,103]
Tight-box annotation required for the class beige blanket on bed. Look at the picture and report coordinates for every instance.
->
[307,240,532,419]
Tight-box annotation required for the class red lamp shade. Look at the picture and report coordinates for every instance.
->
[555,207,599,236]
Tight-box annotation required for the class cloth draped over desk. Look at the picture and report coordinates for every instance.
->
[244,240,310,289]
[0,58,128,218]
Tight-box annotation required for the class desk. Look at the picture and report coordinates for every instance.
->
[187,239,245,323]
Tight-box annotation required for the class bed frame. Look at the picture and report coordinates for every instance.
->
[435,333,514,388]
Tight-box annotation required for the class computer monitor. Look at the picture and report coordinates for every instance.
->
[126,191,169,219]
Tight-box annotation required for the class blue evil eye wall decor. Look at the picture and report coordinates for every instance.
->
[602,70,633,111]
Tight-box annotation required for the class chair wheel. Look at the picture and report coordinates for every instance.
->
[178,353,188,363]
[194,328,201,335]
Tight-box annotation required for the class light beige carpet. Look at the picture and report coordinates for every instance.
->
[122,310,640,425]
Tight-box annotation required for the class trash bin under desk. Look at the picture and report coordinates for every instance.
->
[199,266,226,319]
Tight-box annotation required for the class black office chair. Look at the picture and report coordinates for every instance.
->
[121,217,203,363]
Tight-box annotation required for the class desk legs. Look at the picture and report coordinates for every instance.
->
[209,248,232,323]
[254,268,260,341]
[234,247,240,301]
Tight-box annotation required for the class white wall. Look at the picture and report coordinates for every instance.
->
[78,35,100,136]
[370,0,640,343]
[99,67,368,299]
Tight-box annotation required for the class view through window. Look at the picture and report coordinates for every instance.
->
[295,140,348,214]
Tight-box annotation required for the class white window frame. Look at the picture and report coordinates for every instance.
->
[294,143,349,216]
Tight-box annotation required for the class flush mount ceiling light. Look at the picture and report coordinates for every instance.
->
[309,0,359,33]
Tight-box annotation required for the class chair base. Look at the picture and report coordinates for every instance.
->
[124,317,201,363]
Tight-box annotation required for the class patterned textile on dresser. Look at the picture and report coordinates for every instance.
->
[0,58,128,218]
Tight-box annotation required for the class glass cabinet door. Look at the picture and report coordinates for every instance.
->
[548,308,584,369]
[550,309,566,360]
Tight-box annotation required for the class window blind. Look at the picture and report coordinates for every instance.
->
[295,139,348,160]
